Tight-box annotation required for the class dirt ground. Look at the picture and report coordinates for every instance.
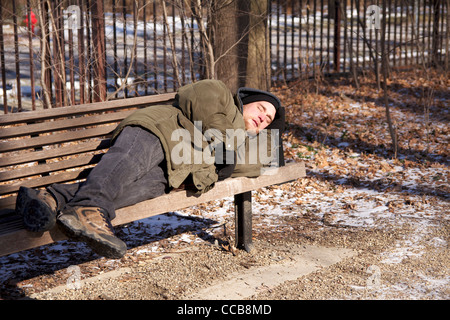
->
[0,69,448,301]
[19,217,448,300]
[3,213,448,301]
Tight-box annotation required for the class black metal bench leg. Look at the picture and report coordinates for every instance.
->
[234,191,254,252]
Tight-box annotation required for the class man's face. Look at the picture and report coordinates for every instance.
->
[242,101,276,135]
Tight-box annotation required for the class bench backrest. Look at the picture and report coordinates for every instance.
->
[0,93,176,216]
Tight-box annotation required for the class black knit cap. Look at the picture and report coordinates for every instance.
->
[240,93,280,111]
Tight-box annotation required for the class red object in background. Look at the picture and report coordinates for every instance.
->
[23,10,37,33]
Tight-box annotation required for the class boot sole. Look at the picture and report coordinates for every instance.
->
[16,187,56,232]
[57,214,127,259]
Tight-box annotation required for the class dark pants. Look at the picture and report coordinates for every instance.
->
[48,126,168,220]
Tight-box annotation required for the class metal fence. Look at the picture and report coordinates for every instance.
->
[270,0,448,81]
[0,0,448,113]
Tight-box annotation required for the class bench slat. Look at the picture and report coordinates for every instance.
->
[0,167,90,196]
[0,125,115,153]
[0,153,103,182]
[0,198,20,212]
[0,110,134,139]
[0,139,109,167]
[114,162,306,226]
[0,216,23,234]
[0,228,68,256]
[0,93,176,125]
[0,162,306,256]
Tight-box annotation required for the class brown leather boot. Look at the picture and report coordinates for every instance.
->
[16,186,58,232]
[57,206,127,259]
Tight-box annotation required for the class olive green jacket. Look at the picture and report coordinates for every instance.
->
[112,80,277,194]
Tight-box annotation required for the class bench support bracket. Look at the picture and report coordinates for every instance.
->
[234,191,253,252]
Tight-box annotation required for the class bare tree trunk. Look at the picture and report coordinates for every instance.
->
[190,0,215,80]
[212,0,270,91]
[211,0,241,91]
[354,0,380,89]
[432,0,442,67]
[244,0,270,90]
[37,0,52,109]
[46,0,66,107]
[445,0,449,75]
[381,0,397,158]
[91,0,107,102]
[341,4,360,89]
[161,0,181,87]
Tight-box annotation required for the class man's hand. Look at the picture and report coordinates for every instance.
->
[215,142,236,181]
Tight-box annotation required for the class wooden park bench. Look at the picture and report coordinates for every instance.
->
[0,94,305,257]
